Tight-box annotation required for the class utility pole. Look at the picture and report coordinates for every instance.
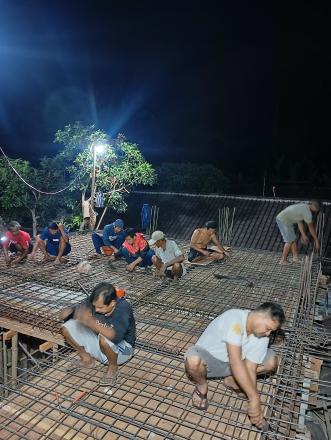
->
[90,143,97,209]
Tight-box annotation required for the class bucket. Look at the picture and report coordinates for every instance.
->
[101,246,114,256]
[115,288,126,298]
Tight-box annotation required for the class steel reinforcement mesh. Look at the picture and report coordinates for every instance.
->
[0,234,326,439]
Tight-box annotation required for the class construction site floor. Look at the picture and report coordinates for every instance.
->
[0,234,324,439]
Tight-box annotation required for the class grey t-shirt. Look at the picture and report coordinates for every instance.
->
[276,203,312,226]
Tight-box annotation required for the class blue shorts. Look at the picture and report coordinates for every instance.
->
[46,241,71,256]
[276,219,296,243]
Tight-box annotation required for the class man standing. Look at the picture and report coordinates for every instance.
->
[61,282,135,385]
[91,219,125,257]
[149,230,186,280]
[188,220,229,262]
[185,302,285,429]
[31,221,71,265]
[2,221,32,266]
[276,201,321,264]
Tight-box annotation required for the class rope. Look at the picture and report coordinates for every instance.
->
[0,145,81,195]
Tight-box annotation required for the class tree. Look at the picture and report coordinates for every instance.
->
[0,157,72,236]
[54,122,156,226]
[155,162,229,194]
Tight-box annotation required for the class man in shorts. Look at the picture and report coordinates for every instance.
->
[30,221,71,265]
[184,302,285,429]
[2,221,33,266]
[276,201,321,264]
[188,220,229,262]
[61,282,136,385]
[149,230,186,280]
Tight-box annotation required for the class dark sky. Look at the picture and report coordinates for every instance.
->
[0,1,330,173]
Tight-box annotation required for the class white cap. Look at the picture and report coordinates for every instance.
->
[148,230,165,245]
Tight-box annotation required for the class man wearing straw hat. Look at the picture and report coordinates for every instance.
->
[188,220,229,262]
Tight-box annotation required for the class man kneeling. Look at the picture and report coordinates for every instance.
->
[184,302,285,429]
[61,282,136,385]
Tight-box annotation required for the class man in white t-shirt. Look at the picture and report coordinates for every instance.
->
[184,302,285,430]
[149,231,186,280]
[276,201,321,264]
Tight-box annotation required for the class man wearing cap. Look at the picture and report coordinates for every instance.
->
[60,282,136,385]
[30,221,71,265]
[91,219,125,257]
[188,220,229,262]
[276,201,321,265]
[149,231,186,280]
[2,221,33,266]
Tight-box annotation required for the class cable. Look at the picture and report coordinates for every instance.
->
[0,145,81,195]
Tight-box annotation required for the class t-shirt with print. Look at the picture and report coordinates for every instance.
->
[154,239,186,275]
[276,203,312,226]
[81,298,136,347]
[3,230,31,249]
[196,309,269,364]
[40,227,69,246]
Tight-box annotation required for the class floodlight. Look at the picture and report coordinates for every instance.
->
[94,143,106,155]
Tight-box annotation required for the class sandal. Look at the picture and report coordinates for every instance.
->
[99,372,118,386]
[192,386,208,410]
[223,379,245,395]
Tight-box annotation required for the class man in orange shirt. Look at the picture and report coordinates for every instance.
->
[115,228,154,272]
[2,221,33,266]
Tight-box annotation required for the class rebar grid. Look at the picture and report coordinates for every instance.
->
[0,346,301,440]
[0,234,327,440]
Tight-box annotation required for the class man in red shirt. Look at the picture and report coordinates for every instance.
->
[114,228,154,272]
[2,221,32,266]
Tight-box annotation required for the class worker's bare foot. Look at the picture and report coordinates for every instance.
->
[223,376,242,392]
[292,257,301,263]
[279,259,289,265]
[79,352,95,367]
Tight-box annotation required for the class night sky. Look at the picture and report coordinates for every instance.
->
[0,1,330,175]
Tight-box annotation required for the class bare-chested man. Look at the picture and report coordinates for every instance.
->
[188,220,229,262]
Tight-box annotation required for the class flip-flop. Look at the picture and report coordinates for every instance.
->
[223,381,245,395]
[192,386,208,410]
[99,372,118,386]
[65,360,96,372]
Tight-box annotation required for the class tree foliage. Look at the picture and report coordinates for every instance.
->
[0,157,70,236]
[54,122,156,212]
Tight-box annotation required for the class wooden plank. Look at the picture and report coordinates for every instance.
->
[39,341,54,352]
[308,357,323,406]
[11,333,18,384]
[3,330,17,341]
[0,318,64,345]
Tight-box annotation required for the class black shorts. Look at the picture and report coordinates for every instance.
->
[9,242,33,254]
[188,248,216,262]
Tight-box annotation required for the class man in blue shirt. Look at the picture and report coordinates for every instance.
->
[91,219,125,257]
[30,221,71,265]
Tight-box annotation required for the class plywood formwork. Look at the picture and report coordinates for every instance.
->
[0,234,326,439]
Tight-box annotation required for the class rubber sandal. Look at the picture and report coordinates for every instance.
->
[192,386,208,410]
[223,381,245,395]
[99,372,118,386]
